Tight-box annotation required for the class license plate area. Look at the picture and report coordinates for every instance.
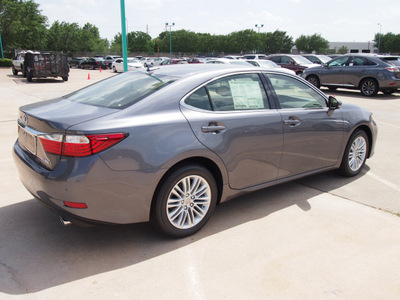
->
[19,126,37,155]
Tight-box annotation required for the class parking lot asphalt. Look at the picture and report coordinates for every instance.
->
[0,67,400,299]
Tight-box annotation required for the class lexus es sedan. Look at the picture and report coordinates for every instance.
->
[13,64,377,238]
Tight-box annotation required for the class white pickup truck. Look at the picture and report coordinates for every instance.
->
[12,50,39,76]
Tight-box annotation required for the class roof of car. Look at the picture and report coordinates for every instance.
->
[141,63,288,79]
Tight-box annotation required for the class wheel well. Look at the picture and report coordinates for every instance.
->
[358,77,379,89]
[151,157,224,214]
[353,125,373,158]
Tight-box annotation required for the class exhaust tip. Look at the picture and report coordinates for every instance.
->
[59,216,72,226]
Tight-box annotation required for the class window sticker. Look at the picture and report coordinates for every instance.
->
[229,80,264,109]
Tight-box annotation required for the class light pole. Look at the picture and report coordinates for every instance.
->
[377,23,382,53]
[165,22,175,58]
[255,24,264,54]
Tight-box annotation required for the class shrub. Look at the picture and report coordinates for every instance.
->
[0,58,12,67]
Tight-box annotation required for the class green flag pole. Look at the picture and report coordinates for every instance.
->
[120,0,128,72]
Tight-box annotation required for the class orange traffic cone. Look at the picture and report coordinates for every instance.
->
[99,67,102,73]
[88,73,91,80]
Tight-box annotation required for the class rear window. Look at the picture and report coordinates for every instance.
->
[381,57,400,67]
[66,71,175,109]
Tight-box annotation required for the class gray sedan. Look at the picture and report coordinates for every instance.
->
[13,65,377,237]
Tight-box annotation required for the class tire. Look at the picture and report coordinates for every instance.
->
[306,75,320,88]
[338,130,369,177]
[360,78,378,97]
[22,64,26,77]
[12,66,18,75]
[151,164,217,238]
[113,66,117,73]
[27,76,33,82]
[328,87,338,91]
[62,76,68,81]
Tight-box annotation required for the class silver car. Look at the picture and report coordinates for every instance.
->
[302,54,400,96]
[13,65,377,237]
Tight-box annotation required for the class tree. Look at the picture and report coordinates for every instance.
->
[337,46,348,54]
[225,29,258,54]
[295,34,329,53]
[0,0,47,53]
[374,32,400,54]
[262,30,294,54]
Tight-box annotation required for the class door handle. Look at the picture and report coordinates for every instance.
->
[284,119,301,127]
[201,125,226,133]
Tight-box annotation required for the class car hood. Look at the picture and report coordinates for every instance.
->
[19,98,119,133]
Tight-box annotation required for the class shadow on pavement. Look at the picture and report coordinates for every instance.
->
[0,169,366,295]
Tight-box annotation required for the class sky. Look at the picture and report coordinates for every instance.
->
[34,0,399,43]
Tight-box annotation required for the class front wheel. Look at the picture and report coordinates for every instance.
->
[12,66,18,75]
[338,130,369,177]
[306,75,320,88]
[151,164,217,238]
[360,79,378,97]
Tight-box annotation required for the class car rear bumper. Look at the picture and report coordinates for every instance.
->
[13,141,156,225]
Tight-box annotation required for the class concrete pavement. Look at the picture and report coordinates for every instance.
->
[0,67,399,299]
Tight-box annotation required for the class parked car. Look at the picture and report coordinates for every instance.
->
[13,64,377,238]
[246,59,296,75]
[159,59,188,65]
[224,55,245,60]
[80,58,107,70]
[301,54,332,65]
[112,57,143,72]
[243,54,268,60]
[69,57,87,68]
[302,54,400,96]
[205,58,250,66]
[186,58,206,64]
[104,55,121,69]
[152,57,169,66]
[267,54,319,75]
[12,50,40,76]
[140,57,155,67]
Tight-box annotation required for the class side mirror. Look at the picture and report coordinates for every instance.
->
[328,96,342,110]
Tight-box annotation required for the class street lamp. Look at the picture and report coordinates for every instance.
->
[165,22,175,58]
[377,23,382,53]
[255,24,264,54]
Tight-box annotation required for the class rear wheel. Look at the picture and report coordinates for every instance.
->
[151,164,217,238]
[360,78,378,97]
[306,75,320,88]
[113,66,117,73]
[338,130,368,177]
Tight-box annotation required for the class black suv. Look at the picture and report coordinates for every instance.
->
[302,54,400,96]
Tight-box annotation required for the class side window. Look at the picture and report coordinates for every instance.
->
[185,87,212,111]
[206,74,269,111]
[281,57,291,64]
[267,74,327,109]
[269,56,281,63]
[327,57,348,67]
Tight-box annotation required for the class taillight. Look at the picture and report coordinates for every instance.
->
[38,133,127,157]
[385,67,399,72]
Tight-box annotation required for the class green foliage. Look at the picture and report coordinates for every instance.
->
[337,46,348,54]
[0,58,12,67]
[261,30,294,54]
[295,34,329,53]
[374,32,400,53]
[0,0,47,52]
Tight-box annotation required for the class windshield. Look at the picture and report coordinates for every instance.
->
[292,55,314,64]
[258,60,280,68]
[66,71,175,109]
